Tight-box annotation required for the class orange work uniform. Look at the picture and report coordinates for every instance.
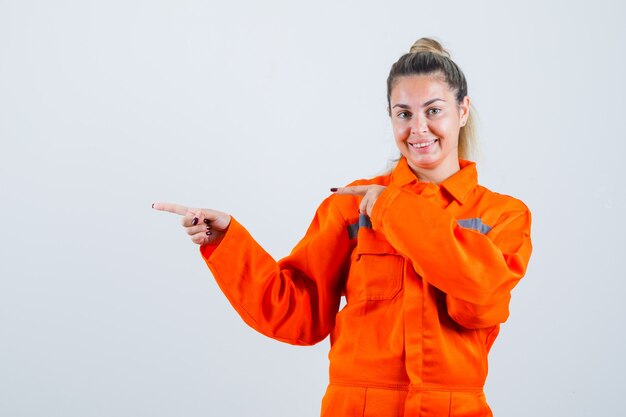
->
[200,157,532,417]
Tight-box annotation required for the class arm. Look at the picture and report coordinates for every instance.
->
[370,185,532,329]
[200,198,353,345]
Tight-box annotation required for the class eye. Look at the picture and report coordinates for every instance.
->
[396,111,412,119]
[427,108,441,116]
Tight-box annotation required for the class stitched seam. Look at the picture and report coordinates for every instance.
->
[328,381,484,392]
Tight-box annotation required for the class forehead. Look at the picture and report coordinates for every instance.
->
[390,75,454,104]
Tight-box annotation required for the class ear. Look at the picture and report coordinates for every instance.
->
[459,96,470,126]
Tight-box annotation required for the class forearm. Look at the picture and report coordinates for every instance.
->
[371,185,532,306]
[201,201,351,345]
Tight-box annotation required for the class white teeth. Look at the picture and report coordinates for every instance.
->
[411,139,437,148]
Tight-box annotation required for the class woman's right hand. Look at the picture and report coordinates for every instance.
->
[152,202,231,245]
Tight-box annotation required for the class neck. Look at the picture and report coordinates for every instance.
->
[412,159,461,184]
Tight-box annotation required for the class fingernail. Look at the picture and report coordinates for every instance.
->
[330,188,338,192]
[204,219,210,225]
[206,226,211,231]
[151,203,155,208]
[206,231,212,235]
[192,217,199,226]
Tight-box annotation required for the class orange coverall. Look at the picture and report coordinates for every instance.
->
[200,157,532,417]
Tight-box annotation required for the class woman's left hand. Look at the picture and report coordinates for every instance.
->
[332,185,386,216]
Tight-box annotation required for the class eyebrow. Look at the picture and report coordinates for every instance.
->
[392,98,446,109]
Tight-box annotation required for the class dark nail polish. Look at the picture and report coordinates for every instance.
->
[204,219,210,225]
[192,217,199,226]
[206,231,212,235]
[330,188,338,192]
[151,203,154,208]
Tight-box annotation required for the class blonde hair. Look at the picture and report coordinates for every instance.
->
[387,38,477,160]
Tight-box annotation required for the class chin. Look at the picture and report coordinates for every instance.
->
[407,154,440,169]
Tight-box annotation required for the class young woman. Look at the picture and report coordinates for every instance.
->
[154,38,532,417]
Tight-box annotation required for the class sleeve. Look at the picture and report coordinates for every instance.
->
[199,198,353,345]
[370,184,532,329]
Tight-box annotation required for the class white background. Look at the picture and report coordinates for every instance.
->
[1,0,625,416]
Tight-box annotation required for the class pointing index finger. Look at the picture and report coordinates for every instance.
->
[331,186,369,196]
[152,202,190,216]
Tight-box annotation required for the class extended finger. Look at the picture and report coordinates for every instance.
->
[153,202,189,216]
[331,186,372,196]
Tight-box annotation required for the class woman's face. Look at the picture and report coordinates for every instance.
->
[389,75,470,179]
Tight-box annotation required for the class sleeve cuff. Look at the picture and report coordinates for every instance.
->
[199,216,239,262]
[370,183,402,231]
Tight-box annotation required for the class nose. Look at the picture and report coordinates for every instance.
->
[411,114,428,135]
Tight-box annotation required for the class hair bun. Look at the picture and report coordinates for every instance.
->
[409,37,450,58]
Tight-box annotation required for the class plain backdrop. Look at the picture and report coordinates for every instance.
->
[1,0,625,416]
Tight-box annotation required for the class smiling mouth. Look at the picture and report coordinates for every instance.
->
[410,139,438,149]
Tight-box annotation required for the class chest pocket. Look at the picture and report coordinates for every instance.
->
[347,229,404,302]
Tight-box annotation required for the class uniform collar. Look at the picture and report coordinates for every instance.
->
[391,157,478,204]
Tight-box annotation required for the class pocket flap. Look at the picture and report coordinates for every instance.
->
[355,230,398,256]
